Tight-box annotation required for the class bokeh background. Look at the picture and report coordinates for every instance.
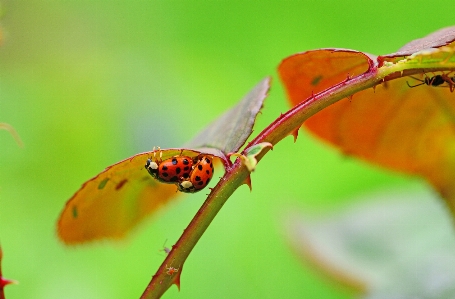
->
[0,1,453,298]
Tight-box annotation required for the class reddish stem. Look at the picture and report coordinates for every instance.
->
[141,65,454,298]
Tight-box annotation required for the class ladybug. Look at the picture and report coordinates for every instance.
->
[178,155,214,193]
[145,154,193,184]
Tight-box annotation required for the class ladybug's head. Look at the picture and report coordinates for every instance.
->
[177,180,195,193]
[145,159,159,176]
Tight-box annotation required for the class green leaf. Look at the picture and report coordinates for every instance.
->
[185,77,270,153]
[285,189,455,298]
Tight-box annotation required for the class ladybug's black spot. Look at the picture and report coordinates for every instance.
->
[172,158,178,165]
[182,173,189,178]
[184,166,189,171]
[170,176,178,182]
[206,178,211,185]
[198,181,204,186]
[183,159,189,165]
[162,172,169,177]
[210,163,213,169]
[195,176,201,182]
[162,165,168,171]
[176,167,181,174]
[198,165,203,171]
[205,158,210,163]
[206,170,210,174]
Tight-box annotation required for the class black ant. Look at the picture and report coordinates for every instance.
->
[406,73,455,92]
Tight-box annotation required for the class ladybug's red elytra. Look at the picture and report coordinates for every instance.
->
[178,155,214,193]
[145,155,193,184]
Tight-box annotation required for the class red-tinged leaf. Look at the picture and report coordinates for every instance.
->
[380,26,455,62]
[185,77,270,153]
[57,149,221,244]
[279,49,374,106]
[279,27,455,216]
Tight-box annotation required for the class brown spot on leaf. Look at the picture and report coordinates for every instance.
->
[311,75,323,86]
[115,179,128,190]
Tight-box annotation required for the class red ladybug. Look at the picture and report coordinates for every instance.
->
[145,155,193,184]
[178,155,214,193]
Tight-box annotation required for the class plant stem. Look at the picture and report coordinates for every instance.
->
[140,160,248,298]
[141,63,452,298]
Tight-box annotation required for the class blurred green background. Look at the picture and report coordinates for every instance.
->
[0,1,453,298]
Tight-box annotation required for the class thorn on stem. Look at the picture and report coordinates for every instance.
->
[243,175,252,192]
[291,128,299,143]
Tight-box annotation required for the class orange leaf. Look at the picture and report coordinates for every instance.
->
[279,49,373,105]
[279,27,455,214]
[57,77,269,244]
[57,149,210,244]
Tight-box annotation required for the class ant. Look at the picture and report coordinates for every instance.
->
[406,73,455,92]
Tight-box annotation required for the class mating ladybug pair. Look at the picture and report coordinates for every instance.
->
[145,152,214,193]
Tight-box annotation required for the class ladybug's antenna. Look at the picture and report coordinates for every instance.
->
[151,146,162,162]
